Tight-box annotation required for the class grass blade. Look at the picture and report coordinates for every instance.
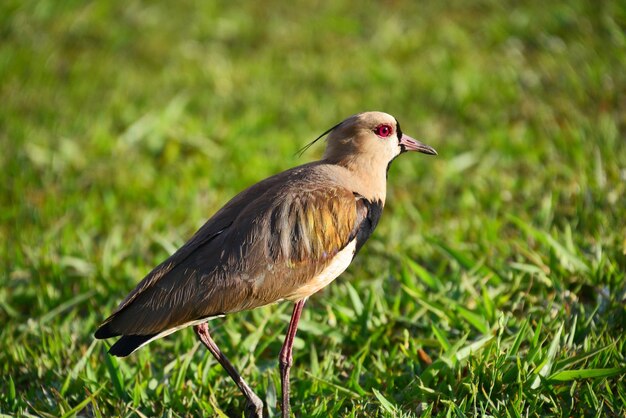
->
[455,335,494,361]
[373,388,397,414]
[455,305,489,334]
[103,350,127,400]
[39,291,95,324]
[509,216,589,273]
[59,384,105,418]
[531,324,563,389]
[549,368,626,382]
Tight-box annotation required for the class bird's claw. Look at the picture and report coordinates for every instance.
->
[245,399,264,418]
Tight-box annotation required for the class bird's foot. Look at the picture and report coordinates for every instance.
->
[245,397,264,418]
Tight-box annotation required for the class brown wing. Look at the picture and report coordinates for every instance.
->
[96,165,371,339]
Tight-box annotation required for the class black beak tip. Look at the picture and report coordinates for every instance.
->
[422,146,438,156]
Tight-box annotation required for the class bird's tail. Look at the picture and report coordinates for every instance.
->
[94,322,157,357]
[108,334,158,357]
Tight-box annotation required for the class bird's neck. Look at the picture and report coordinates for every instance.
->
[330,155,388,204]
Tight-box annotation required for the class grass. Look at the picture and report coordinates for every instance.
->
[1,0,625,416]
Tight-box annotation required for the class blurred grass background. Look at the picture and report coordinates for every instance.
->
[1,0,625,416]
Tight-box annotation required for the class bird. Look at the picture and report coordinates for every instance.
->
[95,111,437,417]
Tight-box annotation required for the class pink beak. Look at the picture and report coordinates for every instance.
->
[399,134,437,155]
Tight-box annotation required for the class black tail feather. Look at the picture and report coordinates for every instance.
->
[108,334,157,357]
[94,322,119,339]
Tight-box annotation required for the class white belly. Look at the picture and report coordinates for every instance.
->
[286,239,357,301]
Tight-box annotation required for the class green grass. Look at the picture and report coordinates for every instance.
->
[2,0,625,416]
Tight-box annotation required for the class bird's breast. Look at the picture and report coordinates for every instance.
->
[284,239,357,301]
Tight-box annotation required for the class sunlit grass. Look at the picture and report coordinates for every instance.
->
[1,0,625,416]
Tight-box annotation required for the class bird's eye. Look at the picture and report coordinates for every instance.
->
[374,124,393,138]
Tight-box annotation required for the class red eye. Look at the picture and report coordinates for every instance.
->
[374,124,393,138]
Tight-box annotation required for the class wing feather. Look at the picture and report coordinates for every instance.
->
[96,164,379,340]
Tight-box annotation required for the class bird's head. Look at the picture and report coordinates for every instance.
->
[321,111,437,169]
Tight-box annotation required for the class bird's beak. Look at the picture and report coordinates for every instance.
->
[399,134,437,155]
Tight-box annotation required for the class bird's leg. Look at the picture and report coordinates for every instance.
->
[278,298,306,418]
[194,323,264,418]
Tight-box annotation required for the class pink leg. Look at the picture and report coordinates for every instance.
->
[194,323,263,418]
[278,299,306,418]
